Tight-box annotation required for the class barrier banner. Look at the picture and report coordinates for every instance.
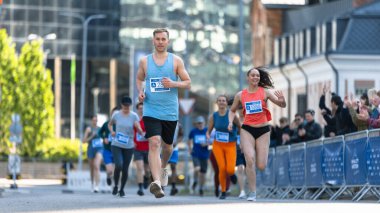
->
[306,139,323,187]
[322,136,345,186]
[275,145,290,188]
[261,148,275,187]
[367,129,380,185]
[344,131,368,185]
[289,143,306,187]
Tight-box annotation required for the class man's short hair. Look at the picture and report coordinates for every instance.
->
[153,28,169,38]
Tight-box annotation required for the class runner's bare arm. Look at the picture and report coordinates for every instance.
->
[108,119,116,136]
[266,89,286,108]
[228,92,242,131]
[83,127,92,143]
[206,114,214,140]
[136,57,146,102]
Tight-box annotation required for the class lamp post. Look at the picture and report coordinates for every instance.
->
[59,12,106,171]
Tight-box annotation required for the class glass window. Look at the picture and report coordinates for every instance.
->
[13,8,26,21]
[58,42,69,55]
[71,1,83,9]
[42,10,55,23]
[28,9,40,22]
[27,25,40,35]
[41,0,54,7]
[13,0,26,5]
[99,30,110,41]
[58,0,69,7]
[88,29,96,42]
[13,24,26,38]
[29,0,40,5]
[57,27,70,40]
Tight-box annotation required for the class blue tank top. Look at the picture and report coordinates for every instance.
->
[143,53,178,121]
[213,110,237,142]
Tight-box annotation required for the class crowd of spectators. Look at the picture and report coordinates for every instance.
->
[270,86,380,147]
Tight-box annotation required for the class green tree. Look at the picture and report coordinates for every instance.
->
[17,39,55,157]
[0,29,19,155]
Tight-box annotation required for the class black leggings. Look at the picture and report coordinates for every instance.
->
[111,146,134,191]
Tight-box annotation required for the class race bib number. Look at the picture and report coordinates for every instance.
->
[237,135,241,145]
[245,100,263,114]
[194,135,207,144]
[215,131,229,143]
[116,132,130,144]
[92,138,103,148]
[136,133,147,142]
[150,78,170,93]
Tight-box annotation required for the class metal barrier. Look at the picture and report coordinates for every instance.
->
[322,135,345,200]
[289,142,307,199]
[258,148,276,198]
[343,131,369,201]
[355,129,380,201]
[273,145,291,199]
[305,139,324,200]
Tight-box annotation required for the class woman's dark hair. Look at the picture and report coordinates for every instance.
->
[361,93,369,106]
[331,95,343,107]
[246,66,274,89]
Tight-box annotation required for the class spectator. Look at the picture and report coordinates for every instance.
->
[358,89,380,129]
[289,113,304,142]
[345,93,370,131]
[290,109,322,143]
[319,84,336,137]
[329,95,357,135]
[275,117,292,146]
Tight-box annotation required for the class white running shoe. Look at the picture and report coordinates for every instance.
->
[160,168,169,187]
[149,180,165,198]
[239,190,246,199]
[246,191,256,201]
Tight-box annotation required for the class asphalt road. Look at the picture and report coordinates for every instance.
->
[0,179,378,213]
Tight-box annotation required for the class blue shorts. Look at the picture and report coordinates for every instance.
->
[87,145,103,159]
[168,150,179,164]
[103,149,113,165]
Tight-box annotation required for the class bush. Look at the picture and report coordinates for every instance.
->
[36,138,88,162]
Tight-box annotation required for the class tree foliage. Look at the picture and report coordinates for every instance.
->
[0,29,18,155]
[0,29,55,157]
[17,39,55,157]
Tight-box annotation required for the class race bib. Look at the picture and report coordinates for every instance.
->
[136,133,147,142]
[194,135,207,144]
[245,100,263,114]
[92,138,103,148]
[150,78,170,93]
[215,131,229,143]
[116,132,130,144]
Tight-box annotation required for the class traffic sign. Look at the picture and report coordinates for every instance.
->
[179,98,195,114]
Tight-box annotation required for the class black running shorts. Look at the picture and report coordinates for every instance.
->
[142,116,177,145]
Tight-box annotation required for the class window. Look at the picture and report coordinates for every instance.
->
[28,9,40,22]
[13,9,26,21]
[355,80,375,96]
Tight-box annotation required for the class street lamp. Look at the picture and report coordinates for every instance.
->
[59,12,106,171]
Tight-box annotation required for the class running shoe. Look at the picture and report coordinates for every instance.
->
[246,191,256,201]
[238,190,246,199]
[112,186,118,196]
[106,177,112,186]
[93,186,99,193]
[137,189,144,196]
[170,187,178,196]
[149,180,165,198]
[219,192,226,200]
[119,190,125,198]
[160,168,169,187]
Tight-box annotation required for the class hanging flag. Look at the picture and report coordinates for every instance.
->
[70,54,76,84]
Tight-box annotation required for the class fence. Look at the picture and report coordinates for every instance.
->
[257,129,380,201]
